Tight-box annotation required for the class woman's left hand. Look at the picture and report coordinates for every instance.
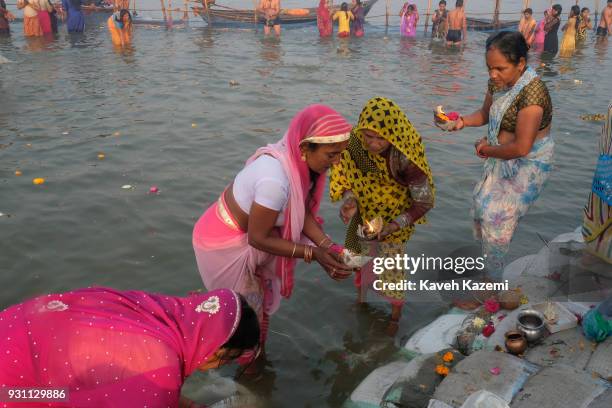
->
[377,221,400,240]
[475,138,489,158]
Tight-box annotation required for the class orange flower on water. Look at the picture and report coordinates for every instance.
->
[442,351,454,363]
[435,364,450,376]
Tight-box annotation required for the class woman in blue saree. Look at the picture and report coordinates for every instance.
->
[62,0,85,32]
[449,31,554,281]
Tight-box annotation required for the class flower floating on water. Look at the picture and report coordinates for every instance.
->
[121,185,133,190]
[482,323,495,338]
[442,352,454,363]
[191,123,197,128]
[149,186,159,194]
[32,178,45,185]
[15,170,22,176]
[435,364,450,377]
[98,153,105,160]
[472,317,486,330]
[113,131,121,137]
[519,295,529,305]
[489,367,501,376]
[484,298,500,314]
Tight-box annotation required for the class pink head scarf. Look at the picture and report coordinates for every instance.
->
[0,287,245,407]
[247,105,352,298]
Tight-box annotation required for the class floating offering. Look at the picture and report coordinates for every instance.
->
[433,105,459,131]
[97,153,105,160]
[191,123,197,128]
[229,80,240,87]
[32,178,45,185]
[121,184,133,190]
[581,113,606,121]
[489,366,501,375]
[62,131,69,135]
[341,249,372,268]
[113,131,121,137]
[357,216,383,239]
[14,170,22,176]
[149,186,159,194]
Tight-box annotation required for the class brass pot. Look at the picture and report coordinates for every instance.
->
[498,290,520,310]
[505,330,528,355]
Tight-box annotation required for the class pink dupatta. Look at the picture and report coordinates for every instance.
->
[0,287,242,407]
[246,104,353,298]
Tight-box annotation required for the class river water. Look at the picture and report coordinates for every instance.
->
[1,1,611,406]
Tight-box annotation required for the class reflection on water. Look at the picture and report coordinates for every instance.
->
[0,20,610,407]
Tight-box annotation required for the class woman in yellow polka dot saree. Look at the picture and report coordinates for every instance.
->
[330,97,435,335]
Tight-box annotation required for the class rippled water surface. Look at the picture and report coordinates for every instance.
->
[1,2,611,406]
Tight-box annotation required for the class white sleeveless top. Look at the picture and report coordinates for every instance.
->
[232,155,289,227]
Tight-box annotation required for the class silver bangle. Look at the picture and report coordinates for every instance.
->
[393,213,412,229]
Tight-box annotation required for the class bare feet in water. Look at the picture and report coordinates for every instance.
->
[385,318,399,337]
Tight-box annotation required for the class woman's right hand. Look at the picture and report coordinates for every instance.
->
[312,247,353,281]
[339,197,357,224]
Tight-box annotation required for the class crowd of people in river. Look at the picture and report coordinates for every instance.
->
[2,0,612,51]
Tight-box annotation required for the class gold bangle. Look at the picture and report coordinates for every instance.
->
[318,236,331,248]
[291,243,297,258]
[304,245,313,264]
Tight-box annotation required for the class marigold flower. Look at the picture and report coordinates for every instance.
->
[435,364,450,376]
[442,351,454,362]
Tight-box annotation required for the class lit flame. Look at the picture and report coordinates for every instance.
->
[364,219,374,233]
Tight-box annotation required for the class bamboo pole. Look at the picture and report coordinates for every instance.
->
[183,0,188,21]
[132,0,136,15]
[493,0,500,27]
[253,0,258,31]
[168,0,173,28]
[424,0,432,34]
[385,0,389,32]
[594,0,600,29]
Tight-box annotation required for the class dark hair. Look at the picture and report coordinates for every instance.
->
[115,9,132,24]
[486,31,528,65]
[408,4,414,11]
[341,2,348,11]
[581,7,589,13]
[456,0,463,7]
[355,0,362,5]
[439,0,446,5]
[524,8,532,15]
[221,295,260,352]
[570,5,580,29]
[552,4,562,14]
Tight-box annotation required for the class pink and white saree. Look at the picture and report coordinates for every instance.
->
[192,105,352,343]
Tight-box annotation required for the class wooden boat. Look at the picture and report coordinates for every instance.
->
[193,0,379,27]
[466,17,519,31]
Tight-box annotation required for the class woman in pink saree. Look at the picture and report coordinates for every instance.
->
[400,3,419,37]
[317,0,333,37]
[0,287,259,408]
[533,9,551,50]
[192,104,354,361]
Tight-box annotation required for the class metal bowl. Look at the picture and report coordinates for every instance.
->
[516,309,547,342]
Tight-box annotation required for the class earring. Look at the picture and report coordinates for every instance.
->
[301,154,306,162]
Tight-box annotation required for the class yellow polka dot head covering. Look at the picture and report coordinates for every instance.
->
[330,96,434,251]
